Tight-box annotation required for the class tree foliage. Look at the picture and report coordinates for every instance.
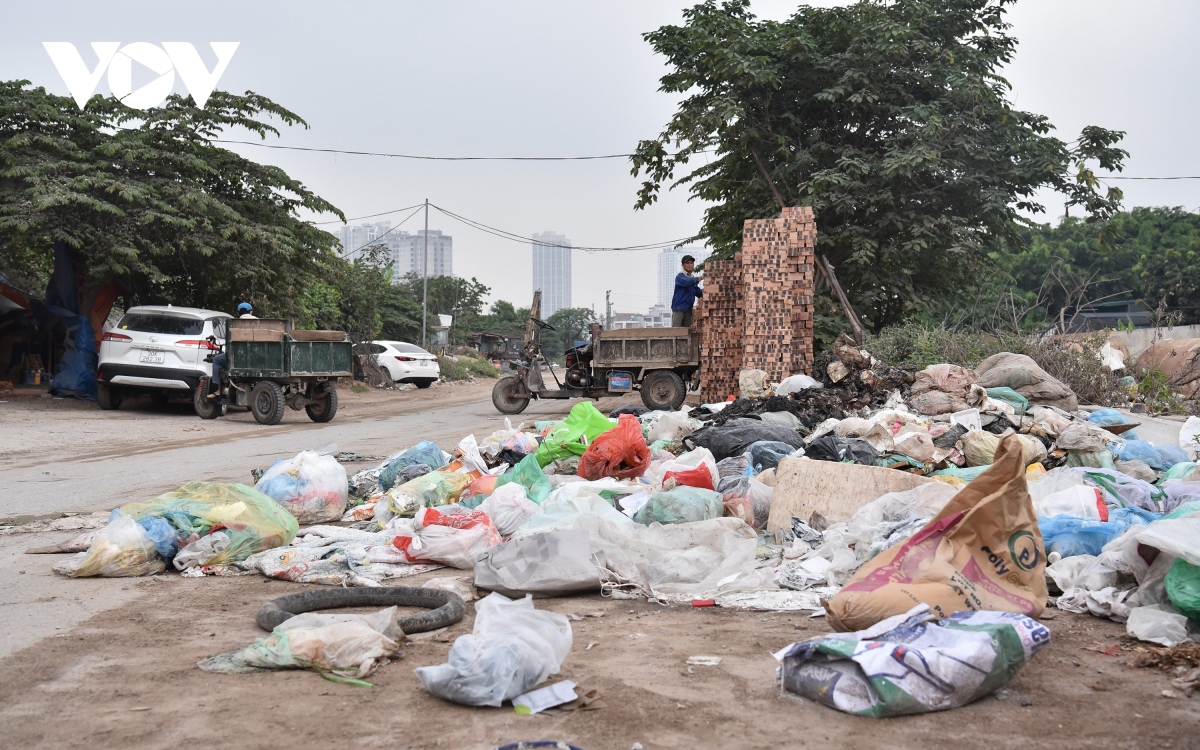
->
[543,307,598,359]
[391,272,491,346]
[0,80,342,315]
[632,0,1127,332]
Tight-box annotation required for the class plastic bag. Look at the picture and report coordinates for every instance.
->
[716,476,773,529]
[775,374,823,395]
[1159,461,1200,486]
[776,604,1050,717]
[1180,416,1200,461]
[383,470,472,520]
[392,506,500,568]
[1165,558,1200,621]
[173,530,230,570]
[534,402,615,467]
[632,486,724,525]
[716,455,750,480]
[379,441,446,490]
[1115,459,1157,483]
[1119,440,1166,471]
[745,440,795,472]
[805,435,878,465]
[578,413,651,480]
[985,387,1028,416]
[120,482,299,567]
[827,435,1047,631]
[511,479,635,538]
[645,411,697,443]
[460,474,499,505]
[136,516,182,562]
[1126,605,1189,647]
[52,514,166,578]
[494,454,552,504]
[649,446,720,490]
[480,419,540,459]
[415,592,572,706]
[1039,507,1157,558]
[686,418,804,461]
[478,483,541,537]
[1034,486,1107,521]
[254,450,349,524]
[664,463,716,491]
[1156,444,1190,471]
[474,530,600,597]
[1089,407,1137,439]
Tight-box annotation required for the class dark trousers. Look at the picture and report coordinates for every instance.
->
[671,309,694,327]
[210,353,227,392]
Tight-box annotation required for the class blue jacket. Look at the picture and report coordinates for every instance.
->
[671,273,703,312]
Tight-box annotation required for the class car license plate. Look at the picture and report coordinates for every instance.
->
[139,350,165,364]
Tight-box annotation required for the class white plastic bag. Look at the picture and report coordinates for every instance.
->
[1181,416,1200,461]
[254,450,349,524]
[646,446,720,491]
[775,374,822,395]
[1126,605,1189,647]
[474,530,600,597]
[646,411,698,443]
[174,530,230,570]
[478,483,541,537]
[511,479,634,538]
[52,514,165,578]
[415,593,572,706]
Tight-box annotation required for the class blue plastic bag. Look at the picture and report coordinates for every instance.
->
[1156,444,1190,470]
[934,465,988,482]
[134,515,181,561]
[744,441,795,472]
[1039,506,1160,558]
[1089,408,1138,440]
[379,441,446,490]
[1118,440,1165,471]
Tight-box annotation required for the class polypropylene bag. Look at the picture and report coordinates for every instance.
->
[415,592,573,706]
[686,418,804,461]
[120,482,299,567]
[776,604,1050,717]
[474,530,600,598]
[826,435,1048,632]
[254,450,349,524]
[493,453,552,504]
[632,486,724,526]
[534,402,615,467]
[478,483,541,537]
[383,470,472,520]
[578,414,651,480]
[974,352,1078,411]
[379,441,447,490]
[985,387,1028,416]
[745,440,795,472]
[393,506,500,568]
[52,514,166,578]
[663,463,716,491]
[911,364,978,398]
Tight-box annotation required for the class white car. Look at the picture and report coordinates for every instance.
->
[369,340,440,387]
[97,305,231,410]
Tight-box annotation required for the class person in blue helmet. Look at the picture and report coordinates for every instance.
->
[670,255,703,328]
[208,302,256,399]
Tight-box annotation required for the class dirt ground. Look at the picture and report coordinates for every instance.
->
[0,565,1196,750]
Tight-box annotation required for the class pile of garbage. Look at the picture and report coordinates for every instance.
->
[41,340,1200,714]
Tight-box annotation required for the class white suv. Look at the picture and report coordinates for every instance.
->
[96,305,231,410]
[369,340,440,388]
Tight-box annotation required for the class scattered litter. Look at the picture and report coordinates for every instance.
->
[686,655,722,666]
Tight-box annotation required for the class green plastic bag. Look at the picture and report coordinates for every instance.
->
[1165,558,1200,622]
[383,470,471,518]
[632,486,723,525]
[533,402,615,467]
[934,465,988,482]
[985,387,1029,416]
[1066,449,1116,469]
[1159,461,1200,486]
[494,454,552,504]
[121,482,299,567]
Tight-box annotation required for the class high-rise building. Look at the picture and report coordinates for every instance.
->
[532,231,572,317]
[658,247,709,306]
[338,222,452,281]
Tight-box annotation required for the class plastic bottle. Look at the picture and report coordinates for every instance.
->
[1033,485,1108,521]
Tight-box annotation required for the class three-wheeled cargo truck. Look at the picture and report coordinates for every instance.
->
[491,292,699,415]
[194,318,352,425]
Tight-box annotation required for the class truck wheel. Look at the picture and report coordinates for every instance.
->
[193,383,225,419]
[306,387,339,423]
[492,376,529,414]
[97,383,123,410]
[250,381,286,425]
[641,370,686,411]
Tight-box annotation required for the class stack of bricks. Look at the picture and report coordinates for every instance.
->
[696,206,815,401]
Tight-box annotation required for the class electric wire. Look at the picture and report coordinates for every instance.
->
[214,139,652,161]
[340,204,425,257]
[310,203,424,225]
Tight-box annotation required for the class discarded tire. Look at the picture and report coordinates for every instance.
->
[255,586,466,633]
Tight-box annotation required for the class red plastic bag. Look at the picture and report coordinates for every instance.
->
[578,414,652,480]
[663,464,715,491]
[392,506,501,568]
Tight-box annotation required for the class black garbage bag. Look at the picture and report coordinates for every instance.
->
[746,440,797,472]
[685,418,804,461]
[804,435,879,466]
[932,424,967,450]
[609,404,649,419]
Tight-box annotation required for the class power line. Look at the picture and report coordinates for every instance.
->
[340,204,424,257]
[310,203,424,225]
[215,139,648,161]
[1099,175,1200,181]
[429,203,697,253]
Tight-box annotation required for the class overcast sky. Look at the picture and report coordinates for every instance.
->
[3,1,1199,316]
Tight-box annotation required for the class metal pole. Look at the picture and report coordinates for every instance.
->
[605,290,612,330]
[421,199,429,347]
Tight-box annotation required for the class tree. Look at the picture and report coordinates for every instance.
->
[477,299,531,339]
[394,273,490,346]
[0,80,342,315]
[543,307,598,359]
[631,0,1127,333]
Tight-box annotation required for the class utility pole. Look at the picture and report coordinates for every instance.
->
[605,290,612,330]
[421,198,429,348]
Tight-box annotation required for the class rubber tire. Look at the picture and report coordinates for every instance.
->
[641,369,687,411]
[193,384,225,419]
[305,386,338,422]
[414,378,435,389]
[97,382,123,410]
[492,375,530,414]
[250,381,286,425]
[256,587,466,634]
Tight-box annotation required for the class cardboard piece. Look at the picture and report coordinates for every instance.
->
[766,457,938,534]
[825,434,1047,632]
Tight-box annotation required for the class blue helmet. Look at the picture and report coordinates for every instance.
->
[237,302,253,313]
